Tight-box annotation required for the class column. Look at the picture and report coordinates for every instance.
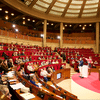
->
[96,22,99,53]
[43,19,47,47]
[60,22,63,48]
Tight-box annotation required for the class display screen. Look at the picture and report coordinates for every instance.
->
[57,73,61,79]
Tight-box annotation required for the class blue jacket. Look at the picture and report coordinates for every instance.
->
[79,60,84,66]
[30,80,39,87]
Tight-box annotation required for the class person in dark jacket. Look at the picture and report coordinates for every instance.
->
[78,58,84,78]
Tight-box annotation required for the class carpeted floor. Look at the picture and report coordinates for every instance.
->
[72,72,100,93]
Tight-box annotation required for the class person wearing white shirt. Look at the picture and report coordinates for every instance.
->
[27,63,34,72]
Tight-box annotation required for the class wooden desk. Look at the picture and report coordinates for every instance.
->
[51,68,70,84]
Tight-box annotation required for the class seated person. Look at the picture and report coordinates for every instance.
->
[0,85,12,99]
[27,63,34,72]
[13,47,18,51]
[51,66,55,72]
[2,52,8,59]
[8,58,14,68]
[52,60,56,64]
[33,62,38,68]
[40,69,49,82]
[22,57,26,63]
[71,56,74,60]
[29,56,32,61]
[14,58,20,65]
[60,65,66,69]
[30,75,39,87]
[12,52,18,56]
[94,60,98,64]
[18,51,21,56]
[18,57,23,64]
[47,67,53,74]
[0,45,3,50]
[55,60,59,64]
[21,51,25,56]
[25,56,29,62]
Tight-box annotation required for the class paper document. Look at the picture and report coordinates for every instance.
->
[20,93,35,99]
[10,82,25,90]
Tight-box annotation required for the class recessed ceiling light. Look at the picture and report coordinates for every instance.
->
[15,29,18,32]
[82,26,85,30]
[47,23,49,25]
[42,22,44,24]
[69,25,72,27]
[23,21,25,24]
[5,16,8,20]
[0,8,2,11]
[65,24,67,27]
[23,17,25,19]
[12,24,16,28]
[89,24,92,26]
[51,23,53,25]
[32,20,35,22]
[5,11,8,13]
[27,19,30,21]
[84,24,86,27]
[63,27,65,30]
[11,13,14,16]
[79,25,82,27]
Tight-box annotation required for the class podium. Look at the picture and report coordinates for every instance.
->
[82,65,88,78]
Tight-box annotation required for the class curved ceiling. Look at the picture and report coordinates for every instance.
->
[1,0,100,23]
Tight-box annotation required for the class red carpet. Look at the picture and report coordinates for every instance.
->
[72,72,100,93]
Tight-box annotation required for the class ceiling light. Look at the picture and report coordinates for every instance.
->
[23,17,25,19]
[5,11,8,13]
[23,21,25,24]
[65,24,67,27]
[5,16,8,20]
[0,8,2,11]
[15,29,18,32]
[69,25,72,27]
[12,24,16,28]
[32,20,35,22]
[82,26,85,30]
[79,25,82,27]
[89,24,92,26]
[47,23,49,25]
[51,23,53,25]
[42,22,44,24]
[11,13,14,16]
[57,36,60,39]
[63,27,65,30]
[27,19,30,21]
[41,34,44,37]
[84,24,87,27]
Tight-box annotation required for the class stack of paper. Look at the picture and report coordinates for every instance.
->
[50,85,56,89]
[20,93,35,99]
[10,82,25,90]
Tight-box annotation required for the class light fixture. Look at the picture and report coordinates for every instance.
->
[41,34,44,37]
[79,25,82,27]
[32,20,35,22]
[5,16,8,20]
[42,22,44,24]
[12,24,16,28]
[89,24,92,26]
[63,27,65,30]
[69,25,72,27]
[27,19,30,21]
[82,26,85,30]
[57,36,60,39]
[23,17,25,19]
[23,21,25,24]
[11,13,14,16]
[51,23,53,25]
[0,8,2,11]
[15,29,18,32]
[5,11,8,13]
[47,23,49,25]
[84,24,87,27]
[65,24,67,27]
